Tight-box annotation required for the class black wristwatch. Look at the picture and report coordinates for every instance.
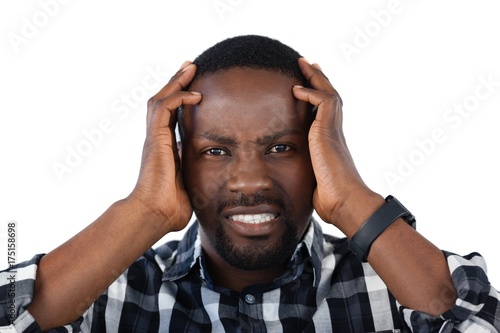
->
[350,195,416,262]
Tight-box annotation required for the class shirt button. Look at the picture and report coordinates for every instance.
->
[244,294,255,304]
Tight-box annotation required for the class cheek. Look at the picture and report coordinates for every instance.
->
[271,157,316,202]
[183,159,228,213]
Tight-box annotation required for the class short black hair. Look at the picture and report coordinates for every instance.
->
[191,34,306,85]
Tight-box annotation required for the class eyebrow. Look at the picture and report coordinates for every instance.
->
[194,129,302,146]
[194,132,237,145]
[254,129,303,145]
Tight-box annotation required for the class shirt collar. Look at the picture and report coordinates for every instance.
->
[159,219,326,287]
[301,218,326,287]
[156,221,201,281]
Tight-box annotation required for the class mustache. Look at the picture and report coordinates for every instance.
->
[216,192,287,214]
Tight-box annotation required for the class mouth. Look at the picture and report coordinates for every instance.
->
[228,213,279,224]
[222,205,282,236]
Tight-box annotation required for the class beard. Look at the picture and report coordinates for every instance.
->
[211,192,301,271]
[214,218,299,271]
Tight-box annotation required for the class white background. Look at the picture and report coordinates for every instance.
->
[1,0,499,289]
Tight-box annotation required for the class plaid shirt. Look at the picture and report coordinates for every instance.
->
[1,219,499,332]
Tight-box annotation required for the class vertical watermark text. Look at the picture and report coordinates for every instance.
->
[6,221,17,323]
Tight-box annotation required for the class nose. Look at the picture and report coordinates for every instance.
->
[226,152,273,195]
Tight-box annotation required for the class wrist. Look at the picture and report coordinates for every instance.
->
[120,195,173,236]
[330,190,385,239]
[350,195,416,262]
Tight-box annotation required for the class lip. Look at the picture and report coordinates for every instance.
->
[222,205,282,237]
[223,204,280,217]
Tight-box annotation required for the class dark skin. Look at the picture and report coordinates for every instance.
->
[27,60,457,330]
[181,69,316,290]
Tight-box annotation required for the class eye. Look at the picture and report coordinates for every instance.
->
[268,144,292,153]
[204,148,228,156]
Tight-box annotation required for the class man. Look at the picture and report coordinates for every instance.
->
[1,35,499,332]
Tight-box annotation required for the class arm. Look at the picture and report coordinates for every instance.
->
[292,58,457,315]
[26,61,202,330]
[406,251,500,331]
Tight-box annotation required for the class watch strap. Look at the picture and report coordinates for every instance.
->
[350,195,416,262]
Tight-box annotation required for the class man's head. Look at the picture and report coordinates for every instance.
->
[180,35,316,273]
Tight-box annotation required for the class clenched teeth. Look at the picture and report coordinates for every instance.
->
[228,213,278,224]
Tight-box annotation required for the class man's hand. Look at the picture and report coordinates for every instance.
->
[28,61,202,329]
[129,61,202,231]
[292,58,383,237]
[293,58,456,315]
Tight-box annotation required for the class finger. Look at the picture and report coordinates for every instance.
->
[298,58,336,93]
[147,91,202,137]
[168,60,193,84]
[311,62,322,71]
[146,61,196,126]
[293,86,343,132]
[146,64,200,126]
[144,91,202,175]
[292,85,342,124]
[151,62,197,102]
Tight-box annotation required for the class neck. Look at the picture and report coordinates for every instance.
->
[202,250,287,292]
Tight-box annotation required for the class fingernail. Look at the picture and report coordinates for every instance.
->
[180,60,191,70]
[190,91,201,95]
[293,85,304,89]
[312,63,322,71]
[181,64,195,74]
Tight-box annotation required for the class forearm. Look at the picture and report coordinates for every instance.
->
[27,197,172,330]
[368,219,456,315]
[296,56,459,317]
[335,192,457,316]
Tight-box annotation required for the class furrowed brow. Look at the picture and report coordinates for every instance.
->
[194,129,302,146]
[254,129,302,145]
[194,132,238,145]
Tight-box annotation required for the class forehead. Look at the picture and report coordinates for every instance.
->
[183,68,309,139]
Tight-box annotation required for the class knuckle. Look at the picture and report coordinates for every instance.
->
[326,93,343,107]
[147,96,158,109]
[323,96,335,107]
